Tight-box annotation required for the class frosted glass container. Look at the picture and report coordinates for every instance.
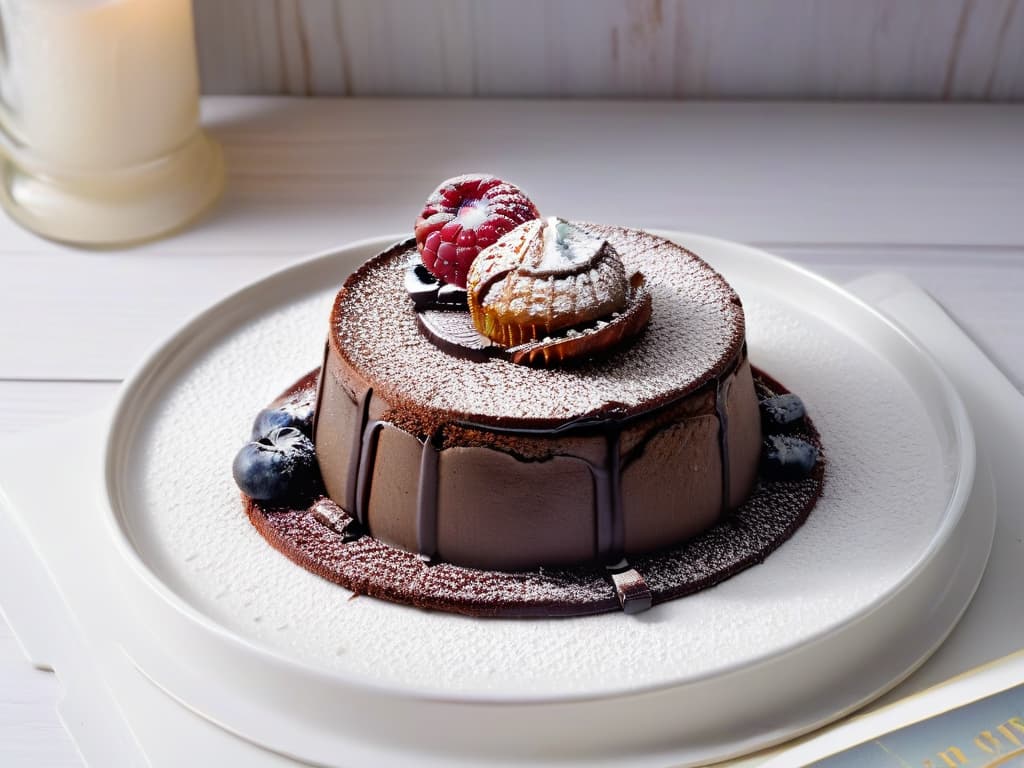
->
[0,0,223,246]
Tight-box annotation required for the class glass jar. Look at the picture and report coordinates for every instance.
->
[0,0,223,246]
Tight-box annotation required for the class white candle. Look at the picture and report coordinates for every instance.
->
[1,0,199,169]
[0,0,223,245]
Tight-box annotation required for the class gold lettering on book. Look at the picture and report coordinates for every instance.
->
[977,730,1001,753]
[920,717,1024,766]
[999,717,1024,745]
[925,747,968,767]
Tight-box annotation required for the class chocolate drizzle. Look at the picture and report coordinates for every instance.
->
[580,430,625,563]
[355,420,385,526]
[416,430,443,560]
[715,374,733,513]
[345,388,374,517]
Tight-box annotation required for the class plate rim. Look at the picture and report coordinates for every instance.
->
[101,230,977,707]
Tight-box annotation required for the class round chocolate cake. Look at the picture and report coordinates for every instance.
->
[232,175,824,617]
[313,224,763,571]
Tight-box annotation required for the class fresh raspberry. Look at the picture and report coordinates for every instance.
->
[414,174,540,288]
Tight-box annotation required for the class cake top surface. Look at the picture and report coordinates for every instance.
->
[331,223,744,429]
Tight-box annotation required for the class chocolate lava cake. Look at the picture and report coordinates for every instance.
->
[232,174,824,616]
[315,223,761,571]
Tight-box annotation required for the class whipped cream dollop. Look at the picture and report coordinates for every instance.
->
[519,216,608,277]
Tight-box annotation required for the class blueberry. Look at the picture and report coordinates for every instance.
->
[233,426,319,502]
[761,434,818,481]
[759,394,806,432]
[251,400,315,440]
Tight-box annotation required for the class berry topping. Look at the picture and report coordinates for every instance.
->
[761,434,819,481]
[414,174,540,288]
[250,399,315,440]
[233,426,319,502]
[759,394,807,432]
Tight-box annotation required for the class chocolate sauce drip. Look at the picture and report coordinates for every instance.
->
[345,388,373,516]
[715,375,733,514]
[356,421,385,526]
[593,429,624,562]
[416,430,443,560]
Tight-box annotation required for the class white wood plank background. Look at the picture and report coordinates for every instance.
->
[1,97,1023,766]
[194,0,1024,100]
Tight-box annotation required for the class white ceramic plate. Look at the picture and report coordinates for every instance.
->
[100,232,987,767]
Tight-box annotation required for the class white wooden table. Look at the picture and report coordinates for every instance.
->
[1,97,1022,766]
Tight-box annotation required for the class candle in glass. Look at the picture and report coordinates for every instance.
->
[0,0,224,246]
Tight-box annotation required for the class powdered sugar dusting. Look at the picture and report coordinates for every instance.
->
[116,236,956,698]
[335,225,743,426]
[526,217,603,274]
